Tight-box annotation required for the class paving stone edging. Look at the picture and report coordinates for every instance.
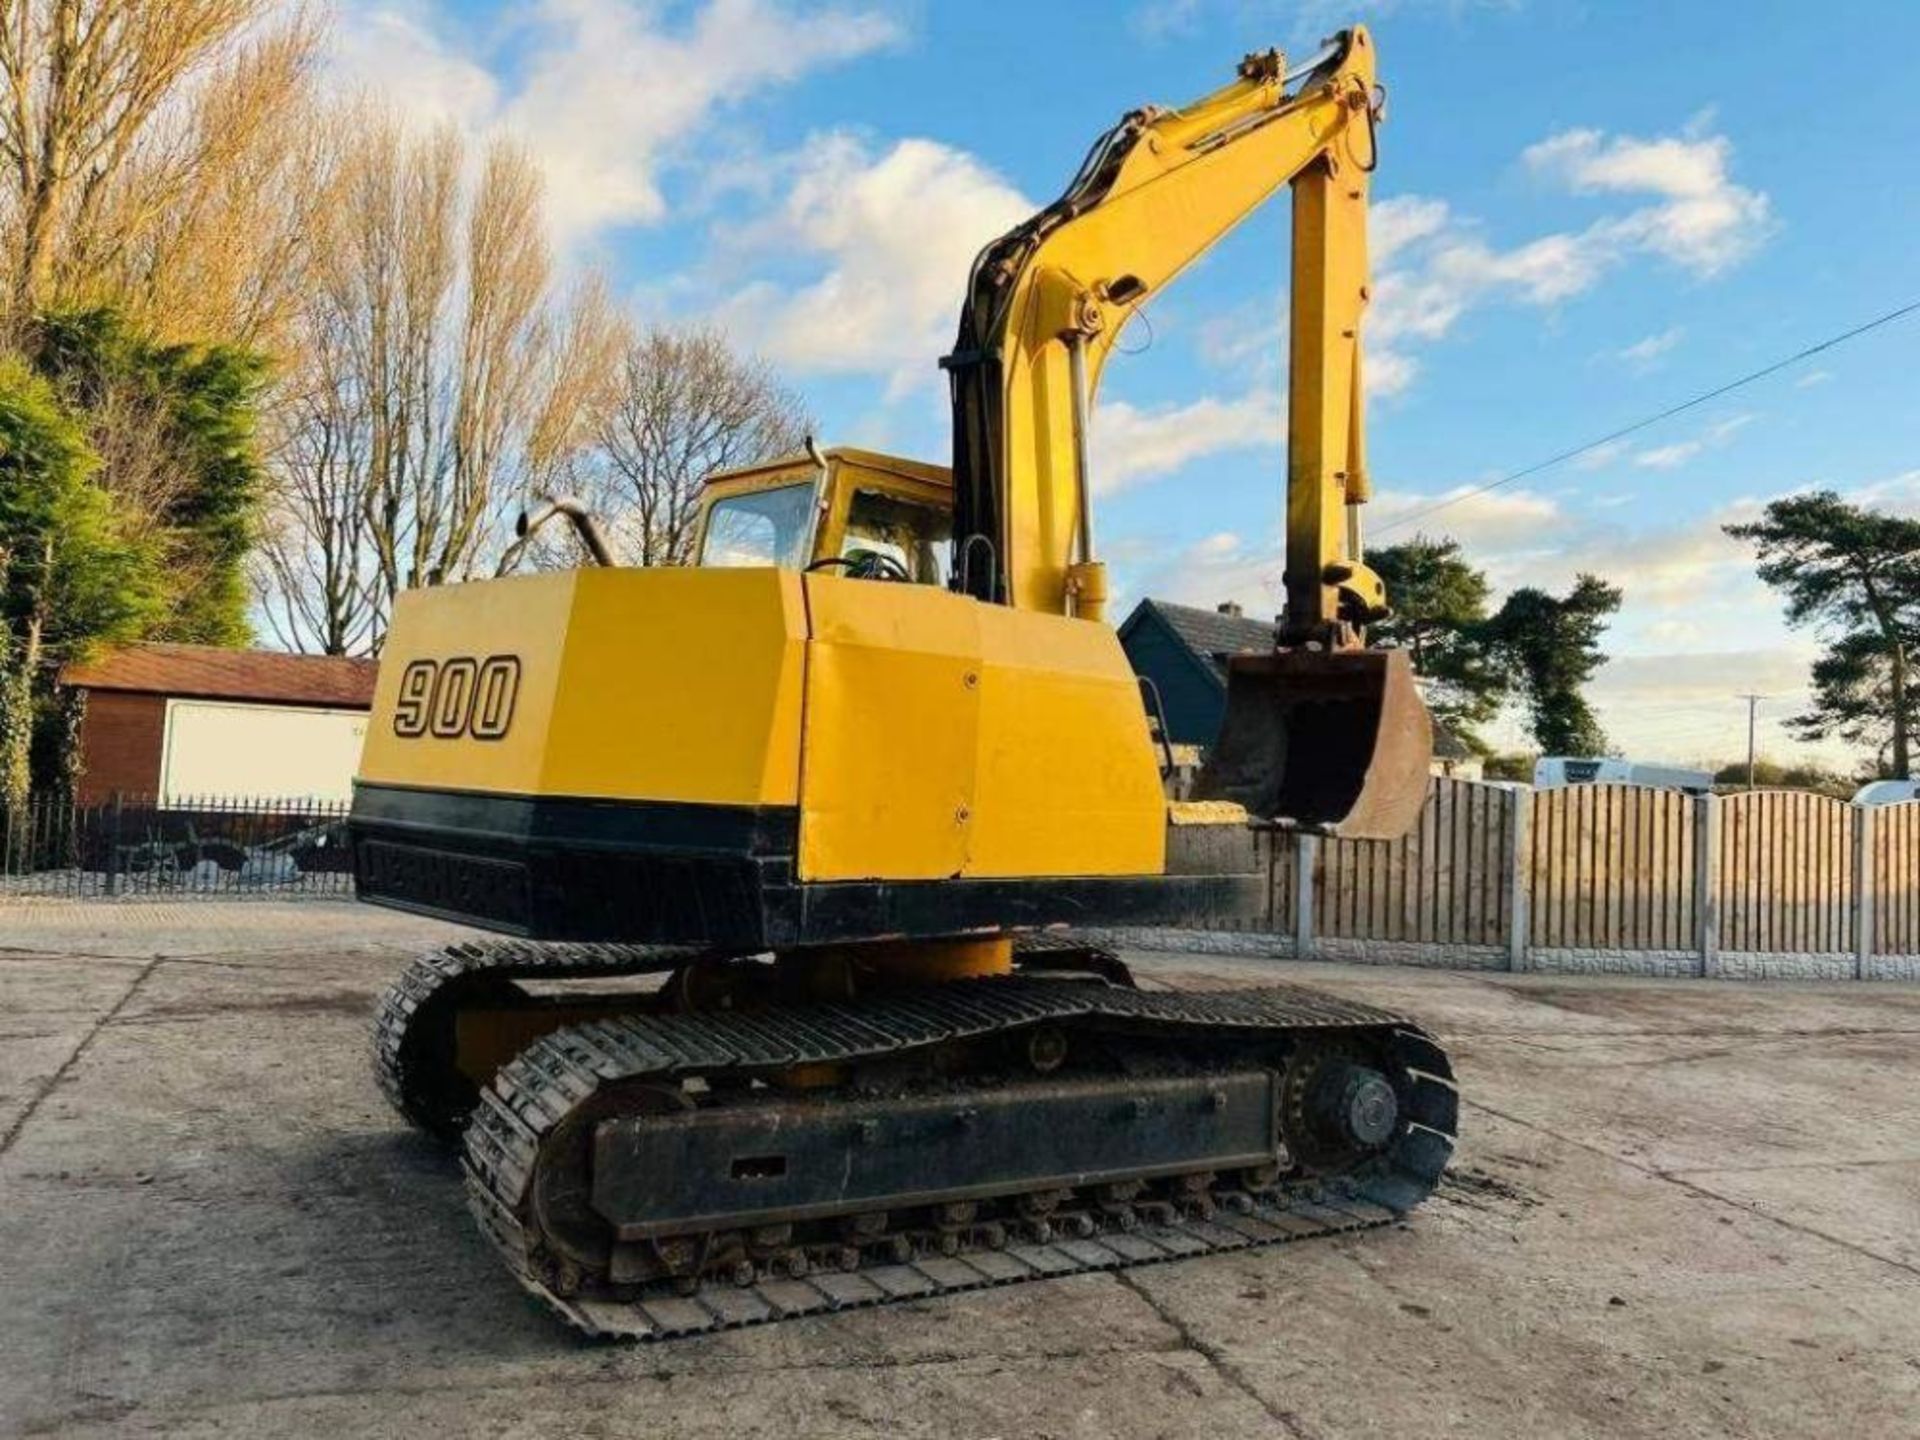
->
[1076,927,1920,982]
[8,899,1914,982]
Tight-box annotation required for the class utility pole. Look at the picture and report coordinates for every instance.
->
[1738,694,1765,789]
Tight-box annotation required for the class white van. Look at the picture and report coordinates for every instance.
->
[1533,757,1714,794]
[1852,779,1920,806]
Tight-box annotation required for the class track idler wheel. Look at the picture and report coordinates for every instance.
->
[1283,1045,1404,1174]
[1307,1062,1400,1151]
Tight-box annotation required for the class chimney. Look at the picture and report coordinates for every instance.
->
[1217,601,1243,618]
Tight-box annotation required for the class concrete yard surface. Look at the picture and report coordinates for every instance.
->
[2,900,1918,1438]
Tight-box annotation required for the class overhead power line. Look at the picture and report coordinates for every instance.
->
[1375,298,1920,539]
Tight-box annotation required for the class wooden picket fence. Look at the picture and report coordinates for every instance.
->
[1528,783,1696,951]
[1315,777,1512,947]
[1718,791,1856,954]
[1242,778,1920,964]
[1874,801,1920,955]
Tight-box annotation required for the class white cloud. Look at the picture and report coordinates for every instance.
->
[1194,296,1286,369]
[1127,530,1286,620]
[1616,326,1683,367]
[1585,649,1823,767]
[711,133,1032,389]
[1371,196,1451,266]
[1370,484,1563,549]
[1128,0,1203,38]
[506,0,900,240]
[1590,649,1813,705]
[1131,484,1839,761]
[1574,439,1631,471]
[330,2,498,132]
[1622,411,1753,470]
[1851,468,1920,512]
[1362,121,1768,394]
[1061,116,1770,569]
[1093,389,1282,493]
[1120,461,1906,768]
[1795,369,1833,388]
[1634,441,1700,470]
[1366,346,1420,398]
[328,0,901,246]
[1190,531,1243,559]
[1131,0,1523,44]
[1523,125,1772,275]
[1110,477,1877,766]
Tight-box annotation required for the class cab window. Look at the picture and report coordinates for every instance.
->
[697,484,815,569]
[842,489,951,586]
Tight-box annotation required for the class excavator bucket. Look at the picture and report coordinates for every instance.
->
[1194,647,1432,840]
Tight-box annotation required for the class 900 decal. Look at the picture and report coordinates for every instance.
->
[393,655,521,740]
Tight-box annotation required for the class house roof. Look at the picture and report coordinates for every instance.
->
[1120,599,1276,684]
[60,643,378,708]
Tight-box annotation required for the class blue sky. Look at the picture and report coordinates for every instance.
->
[333,0,1920,769]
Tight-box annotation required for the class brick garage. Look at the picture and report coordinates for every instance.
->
[59,645,378,805]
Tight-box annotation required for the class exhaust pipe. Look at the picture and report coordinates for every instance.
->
[511,496,617,569]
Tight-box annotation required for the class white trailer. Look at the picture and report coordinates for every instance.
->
[1853,779,1920,806]
[1533,756,1714,794]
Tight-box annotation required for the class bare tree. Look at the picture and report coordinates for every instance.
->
[256,109,621,655]
[102,24,326,351]
[0,0,322,343]
[253,306,376,654]
[572,328,811,567]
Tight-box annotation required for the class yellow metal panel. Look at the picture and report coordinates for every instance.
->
[799,575,981,881]
[797,578,1164,882]
[358,572,578,796]
[546,567,807,805]
[967,606,1166,878]
[358,567,807,806]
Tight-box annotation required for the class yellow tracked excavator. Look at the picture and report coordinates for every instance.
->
[355,27,1456,1339]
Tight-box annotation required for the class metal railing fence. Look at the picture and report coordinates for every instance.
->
[0,792,353,898]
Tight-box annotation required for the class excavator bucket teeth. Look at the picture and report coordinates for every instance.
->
[1193,648,1432,841]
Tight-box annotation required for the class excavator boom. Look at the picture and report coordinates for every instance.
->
[947,28,1429,837]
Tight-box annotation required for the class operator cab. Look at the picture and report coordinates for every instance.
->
[693,447,953,585]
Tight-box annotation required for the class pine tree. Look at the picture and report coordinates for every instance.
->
[1726,492,1920,779]
[1485,574,1622,756]
[1370,537,1507,750]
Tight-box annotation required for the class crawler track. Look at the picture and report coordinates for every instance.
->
[373,940,698,1139]
[373,935,1137,1140]
[456,970,1458,1340]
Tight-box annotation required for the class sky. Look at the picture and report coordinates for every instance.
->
[329,0,1920,771]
